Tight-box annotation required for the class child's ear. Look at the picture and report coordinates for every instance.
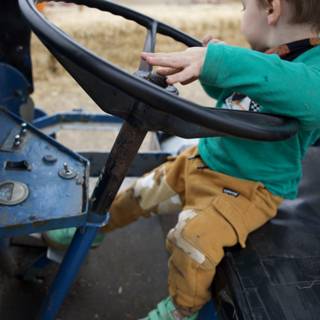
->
[267,0,282,26]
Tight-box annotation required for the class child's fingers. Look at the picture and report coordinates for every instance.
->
[156,66,182,76]
[202,34,213,46]
[202,36,225,47]
[145,55,183,68]
[166,67,196,85]
[180,76,198,86]
[141,52,185,68]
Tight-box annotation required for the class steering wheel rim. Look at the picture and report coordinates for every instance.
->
[19,0,299,141]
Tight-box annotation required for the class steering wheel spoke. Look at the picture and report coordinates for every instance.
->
[139,21,158,72]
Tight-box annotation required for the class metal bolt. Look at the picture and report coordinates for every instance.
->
[20,123,27,136]
[14,134,21,147]
[58,162,77,179]
[63,162,72,174]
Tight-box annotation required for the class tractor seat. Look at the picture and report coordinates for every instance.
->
[214,144,320,320]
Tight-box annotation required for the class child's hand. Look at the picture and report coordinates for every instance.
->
[141,47,207,85]
[202,35,225,47]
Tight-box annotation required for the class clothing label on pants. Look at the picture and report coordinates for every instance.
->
[223,188,240,197]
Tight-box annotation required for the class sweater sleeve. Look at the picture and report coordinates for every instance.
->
[199,43,320,130]
[200,83,224,100]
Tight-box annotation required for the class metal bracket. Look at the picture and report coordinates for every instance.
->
[85,212,110,228]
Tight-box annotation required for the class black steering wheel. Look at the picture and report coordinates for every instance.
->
[19,0,299,141]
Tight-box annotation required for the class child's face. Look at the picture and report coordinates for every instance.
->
[240,0,270,51]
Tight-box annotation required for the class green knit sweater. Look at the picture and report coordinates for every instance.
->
[198,44,320,199]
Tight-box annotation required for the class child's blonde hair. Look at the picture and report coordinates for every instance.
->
[258,0,320,31]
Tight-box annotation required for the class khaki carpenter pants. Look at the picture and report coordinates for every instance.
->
[102,146,283,312]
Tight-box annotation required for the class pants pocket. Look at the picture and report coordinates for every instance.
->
[211,195,250,248]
